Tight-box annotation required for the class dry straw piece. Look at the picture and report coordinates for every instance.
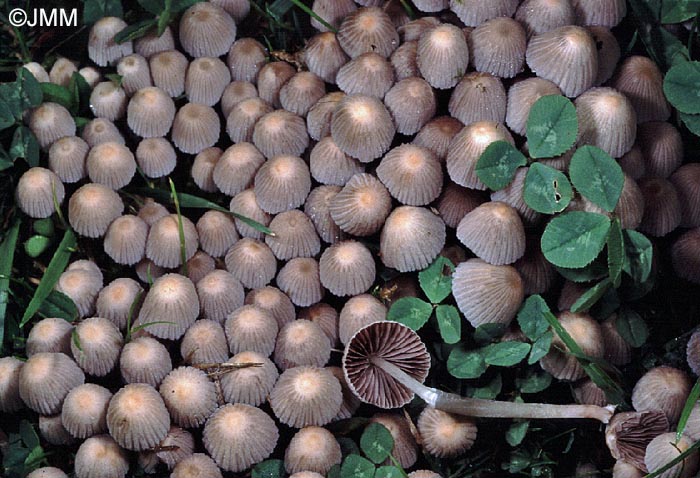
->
[631,366,691,424]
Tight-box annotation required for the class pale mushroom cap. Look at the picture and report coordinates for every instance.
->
[437,183,486,229]
[89,81,127,121]
[456,201,526,265]
[185,56,231,106]
[229,188,273,240]
[74,435,129,478]
[49,58,77,87]
[181,319,230,364]
[107,383,170,451]
[225,304,279,356]
[0,356,24,412]
[135,273,200,340]
[307,91,346,141]
[253,110,310,159]
[227,38,267,83]
[338,293,387,345]
[309,136,364,187]
[274,319,332,370]
[575,87,637,158]
[319,240,376,297]
[226,97,273,144]
[192,147,223,193]
[448,0,519,26]
[417,24,470,90]
[311,0,357,32]
[71,317,124,377]
[127,86,176,138]
[159,366,218,428]
[26,318,73,356]
[671,163,700,228]
[280,71,327,116]
[48,136,89,183]
[82,118,124,148]
[26,467,69,478]
[150,49,188,97]
[146,214,199,268]
[638,177,681,237]
[515,0,576,37]
[376,144,443,206]
[305,185,346,244]
[612,55,670,123]
[104,215,148,265]
[88,17,133,66]
[55,268,103,318]
[225,237,277,289]
[134,137,177,178]
[61,383,112,439]
[284,426,342,474]
[391,41,419,81]
[417,407,477,458]
[120,336,172,387]
[179,2,237,58]
[221,80,258,118]
[505,77,562,136]
[19,352,85,415]
[413,116,464,161]
[68,183,124,238]
[449,72,507,126]
[277,257,325,307]
[171,453,223,478]
[257,61,296,108]
[302,32,350,83]
[329,173,392,236]
[254,154,312,214]
[117,54,152,95]
[573,0,626,27]
[17,167,65,219]
[384,77,437,135]
[644,432,698,478]
[266,209,321,260]
[219,350,279,406]
[30,102,76,149]
[213,142,266,196]
[469,17,526,78]
[369,413,418,468]
[134,26,175,58]
[632,366,692,424]
[380,206,446,272]
[336,52,395,99]
[196,269,245,322]
[171,103,220,155]
[245,286,296,328]
[95,278,142,330]
[336,7,399,58]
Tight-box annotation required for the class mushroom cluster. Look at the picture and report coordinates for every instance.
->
[5,0,700,477]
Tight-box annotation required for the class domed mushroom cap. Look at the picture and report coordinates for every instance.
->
[612,55,670,123]
[391,41,419,81]
[671,163,700,228]
[19,352,85,415]
[285,426,342,474]
[135,273,200,340]
[280,71,327,116]
[171,453,223,478]
[30,102,76,149]
[491,167,542,227]
[245,286,296,328]
[49,58,78,87]
[672,228,700,284]
[589,26,620,86]
[17,167,65,219]
[515,0,575,37]
[311,0,356,32]
[74,435,129,478]
[645,432,698,478]
[266,210,321,260]
[141,425,195,471]
[277,257,325,307]
[225,304,279,356]
[307,91,347,141]
[117,54,151,95]
[270,366,343,428]
[226,98,273,144]
[71,317,123,377]
[637,122,683,178]
[253,110,309,159]
[39,414,76,446]
[186,251,216,285]
[107,383,170,451]
[540,311,604,381]
[452,259,524,328]
[220,351,279,406]
[380,206,446,272]
[331,94,396,163]
[181,319,229,365]
[127,87,175,138]
[89,81,127,121]
[305,185,346,244]
[506,78,562,136]
[526,25,598,97]
[449,73,507,126]
[85,141,136,190]
[575,87,636,158]
[302,32,350,84]
[638,177,681,237]
[25,317,73,357]
[605,410,669,472]
[337,7,399,58]
[469,17,526,78]
[221,80,258,118]
[254,154,312,214]
[225,237,277,289]
[104,215,148,266]
[329,173,392,236]
[384,77,437,135]
[146,214,199,268]
[632,366,691,424]
[214,142,266,197]
[0,356,24,412]
[179,2,236,58]
[319,240,375,297]
[48,136,89,183]
[68,182,124,238]
[227,38,267,83]
[120,336,172,387]
[149,49,188,98]
[448,0,519,26]
[336,52,394,99]
[417,24,469,90]
[369,413,418,468]
[203,403,278,472]
[185,56,231,106]
[413,116,464,162]
[300,303,339,347]
[229,189,272,240]
[601,315,632,367]
[192,147,222,193]
[196,210,239,258]
[376,144,443,206]
[573,0,626,27]
[26,467,69,478]
[612,462,643,478]
[309,137,364,187]
[61,383,112,439]
[457,201,526,265]
[54,268,102,319]
[274,319,332,370]
[343,321,430,409]
[196,270,244,323]
[88,17,133,66]
[135,137,177,178]
[159,366,218,428]
[338,294,387,345]
[172,103,220,155]
[417,407,477,458]
[257,61,296,108]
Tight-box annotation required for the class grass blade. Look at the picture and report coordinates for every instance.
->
[677,379,700,442]
[0,217,21,353]
[20,229,77,328]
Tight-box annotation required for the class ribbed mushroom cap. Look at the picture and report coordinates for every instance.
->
[285,426,342,474]
[377,144,442,206]
[159,367,218,428]
[196,212,238,259]
[19,352,85,415]
[55,269,102,318]
[137,198,168,227]
[257,61,296,108]
[573,0,626,27]
[135,26,175,58]
[645,433,698,478]
[30,102,76,149]
[220,351,279,406]
[589,26,620,85]
[85,141,136,189]
[606,410,670,472]
[600,315,632,367]
[540,311,604,381]
[39,414,77,446]
[456,201,526,265]
[71,317,123,377]
[277,257,325,307]
[311,0,357,31]
[26,467,69,478]
[191,147,222,193]
[48,136,89,183]
[270,366,343,427]
[0,356,23,412]
[319,241,375,297]
[212,0,249,22]
[172,453,223,478]
[302,32,350,84]
[226,98,274,144]
[304,186,345,244]
[195,270,244,323]
[380,206,446,272]
[417,407,477,458]
[338,294,387,345]
[337,7,399,58]
[685,403,700,441]
[135,273,200,340]
[612,461,644,478]
[506,78,562,136]
[127,86,175,138]
[16,167,64,219]
[369,414,419,468]
[398,17,441,42]
[253,110,310,159]
[23,62,50,82]
[26,318,73,356]
[575,87,636,158]
[88,17,133,66]
[120,336,172,387]
[309,138,362,188]
[307,93,346,143]
[213,142,265,196]
[491,167,543,226]
[670,163,700,227]
[245,286,296,328]
[266,210,321,260]
[135,137,176,178]
[618,147,646,182]
[225,237,277,289]
[573,378,608,407]
[637,122,683,178]
[254,155,311,214]
[61,383,112,439]
[526,26,598,97]
[413,116,463,163]
[172,103,220,155]
[227,38,267,83]
[68,183,124,238]
[336,53,395,99]
[146,214,199,268]
[384,77,436,135]
[179,2,236,58]
[221,81,258,118]
[515,0,575,37]
[391,41,419,81]
[449,72,507,126]
[298,303,339,347]
[632,366,691,424]
[142,426,195,470]
[116,54,152,95]
[408,471,441,478]
[82,118,124,147]
[185,57,231,106]
[89,81,127,121]
[225,304,279,356]
[612,56,670,123]
[672,228,700,284]
[446,121,514,189]
[449,0,519,26]
[436,183,485,229]
[180,319,229,364]
[638,177,681,237]
[132,263,164,286]
[329,173,392,236]
[107,383,170,451]
[74,435,129,478]
[343,321,430,408]
[149,50,188,97]
[185,251,215,285]
[49,58,78,87]
[453,259,524,328]
[275,320,332,370]
[323,366,360,420]
[68,259,104,281]
[203,404,278,472]
[280,72,327,117]
[469,17,526,78]
[103,215,148,265]
[331,94,396,163]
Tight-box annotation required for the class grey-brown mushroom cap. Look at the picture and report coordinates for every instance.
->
[342,321,430,409]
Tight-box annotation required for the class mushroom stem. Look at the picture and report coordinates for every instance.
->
[371,357,615,423]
